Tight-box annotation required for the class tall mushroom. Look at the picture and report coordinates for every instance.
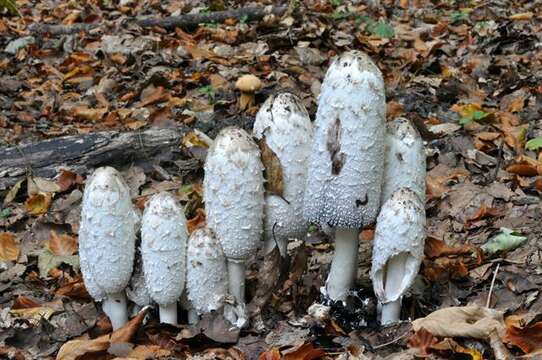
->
[235,74,262,111]
[79,166,137,329]
[141,192,187,325]
[204,127,264,312]
[303,51,386,301]
[253,93,313,257]
[371,188,426,325]
[186,227,228,320]
[381,117,426,203]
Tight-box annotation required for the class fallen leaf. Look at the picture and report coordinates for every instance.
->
[187,207,206,234]
[28,176,61,194]
[38,249,79,277]
[509,12,533,20]
[283,343,325,360]
[0,232,19,261]
[125,345,172,359]
[412,305,505,340]
[481,228,527,257]
[12,295,40,309]
[504,315,542,353]
[56,335,110,360]
[72,105,108,122]
[3,178,24,205]
[55,276,90,299]
[48,230,78,256]
[57,170,84,192]
[466,203,503,224]
[408,328,439,356]
[25,192,52,215]
[424,236,475,258]
[138,85,170,107]
[258,138,284,197]
[259,348,281,360]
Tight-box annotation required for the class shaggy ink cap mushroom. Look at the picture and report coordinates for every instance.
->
[79,166,137,330]
[141,192,188,325]
[253,93,313,256]
[302,51,386,301]
[371,188,426,325]
[303,50,386,228]
[381,117,426,204]
[186,227,228,317]
[235,74,262,111]
[204,126,264,314]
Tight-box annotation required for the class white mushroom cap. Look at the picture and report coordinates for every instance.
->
[186,227,228,315]
[303,51,386,228]
[204,127,264,260]
[371,188,426,304]
[79,166,137,297]
[253,93,313,254]
[381,117,426,204]
[141,192,187,306]
[126,249,152,307]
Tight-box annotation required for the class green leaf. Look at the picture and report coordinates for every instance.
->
[38,249,79,277]
[525,137,542,151]
[481,228,527,257]
[0,208,12,219]
[367,21,395,38]
[0,0,20,16]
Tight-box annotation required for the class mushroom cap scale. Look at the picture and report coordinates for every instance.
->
[186,227,228,314]
[303,51,386,228]
[235,74,262,92]
[204,127,264,260]
[381,117,426,204]
[253,93,313,245]
[79,166,137,297]
[371,188,426,303]
[141,192,187,305]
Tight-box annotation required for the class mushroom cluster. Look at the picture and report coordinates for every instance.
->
[78,50,426,331]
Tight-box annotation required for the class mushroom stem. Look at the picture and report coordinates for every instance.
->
[381,300,401,325]
[326,228,359,301]
[263,233,288,258]
[103,291,128,330]
[159,303,178,325]
[227,259,246,303]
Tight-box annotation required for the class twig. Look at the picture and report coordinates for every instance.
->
[486,262,500,308]
[372,330,410,350]
[28,6,288,35]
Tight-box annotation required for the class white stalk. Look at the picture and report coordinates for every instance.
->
[103,291,128,330]
[326,228,359,301]
[159,303,178,325]
[187,309,198,324]
[227,259,246,304]
[381,300,401,325]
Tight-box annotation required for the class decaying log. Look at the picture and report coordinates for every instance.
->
[28,6,288,35]
[0,128,187,191]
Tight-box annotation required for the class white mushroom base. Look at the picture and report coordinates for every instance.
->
[326,228,359,301]
[103,291,128,330]
[159,303,178,325]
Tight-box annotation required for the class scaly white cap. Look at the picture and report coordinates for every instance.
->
[253,93,313,255]
[303,51,386,228]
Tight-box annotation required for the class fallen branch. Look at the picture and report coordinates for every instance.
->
[0,128,187,191]
[28,6,288,35]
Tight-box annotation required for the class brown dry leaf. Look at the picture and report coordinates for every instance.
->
[57,170,84,192]
[3,178,24,205]
[48,230,78,256]
[111,307,149,343]
[412,305,505,340]
[259,348,281,360]
[258,138,284,197]
[430,338,483,359]
[56,335,110,360]
[509,12,533,20]
[12,295,40,309]
[503,314,542,353]
[0,232,20,261]
[283,343,325,360]
[508,96,525,113]
[386,100,404,119]
[187,208,206,234]
[138,85,170,107]
[125,345,172,359]
[506,156,539,177]
[407,328,439,356]
[423,238,481,281]
[424,237,474,258]
[55,276,90,299]
[466,203,503,224]
[72,105,108,122]
[25,192,52,215]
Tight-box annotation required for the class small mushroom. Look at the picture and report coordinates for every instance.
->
[186,227,227,320]
[79,166,138,330]
[371,188,426,325]
[381,117,426,204]
[303,51,386,301]
[253,93,313,257]
[141,192,187,325]
[204,127,264,325]
[235,74,262,111]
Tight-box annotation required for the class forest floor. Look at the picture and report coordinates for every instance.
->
[1,0,542,359]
